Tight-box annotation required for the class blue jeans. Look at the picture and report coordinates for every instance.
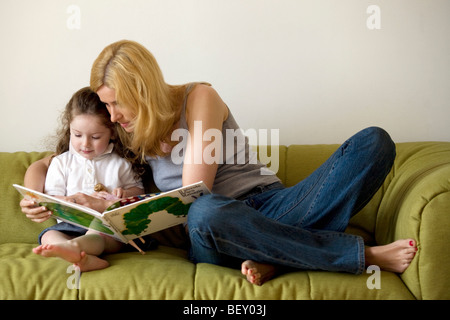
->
[187,127,396,274]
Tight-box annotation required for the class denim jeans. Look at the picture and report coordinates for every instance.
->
[187,127,396,274]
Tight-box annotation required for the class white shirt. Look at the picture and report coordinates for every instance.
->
[44,143,143,196]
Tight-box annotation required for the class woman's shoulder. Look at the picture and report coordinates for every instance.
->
[185,83,228,123]
[187,82,217,100]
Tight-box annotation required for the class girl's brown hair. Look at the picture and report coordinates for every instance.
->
[55,87,144,176]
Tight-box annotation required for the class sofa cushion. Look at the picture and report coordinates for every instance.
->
[78,246,195,300]
[0,152,55,245]
[0,243,78,299]
[0,244,195,300]
[193,262,414,299]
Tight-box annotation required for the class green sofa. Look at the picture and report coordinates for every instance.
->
[1,141,449,300]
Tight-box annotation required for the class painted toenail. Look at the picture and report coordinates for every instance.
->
[409,240,414,246]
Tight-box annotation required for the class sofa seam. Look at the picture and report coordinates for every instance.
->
[192,261,198,300]
[306,271,313,300]
[415,190,450,300]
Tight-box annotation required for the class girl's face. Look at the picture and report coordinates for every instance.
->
[70,114,113,160]
[97,85,136,133]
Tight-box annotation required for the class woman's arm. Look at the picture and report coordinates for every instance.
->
[24,156,52,191]
[20,156,53,222]
[182,85,229,191]
[118,186,145,198]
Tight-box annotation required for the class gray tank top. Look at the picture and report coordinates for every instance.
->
[146,83,280,198]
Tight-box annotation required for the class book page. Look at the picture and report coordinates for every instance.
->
[104,181,210,242]
[13,184,121,240]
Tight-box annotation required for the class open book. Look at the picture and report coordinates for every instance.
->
[13,182,210,253]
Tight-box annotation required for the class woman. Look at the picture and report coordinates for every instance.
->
[22,40,417,285]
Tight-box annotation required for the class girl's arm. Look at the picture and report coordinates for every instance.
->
[182,85,229,191]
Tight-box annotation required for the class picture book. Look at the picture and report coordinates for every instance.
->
[13,182,210,253]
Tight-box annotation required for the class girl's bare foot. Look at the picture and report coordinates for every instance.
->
[365,239,417,273]
[74,251,110,272]
[33,243,110,272]
[33,242,82,264]
[241,260,277,286]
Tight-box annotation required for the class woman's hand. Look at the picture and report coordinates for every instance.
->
[91,190,120,201]
[20,198,52,223]
[64,192,116,213]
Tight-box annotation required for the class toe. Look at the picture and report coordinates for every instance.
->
[408,239,416,248]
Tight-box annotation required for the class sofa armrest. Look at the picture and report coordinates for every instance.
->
[376,142,450,300]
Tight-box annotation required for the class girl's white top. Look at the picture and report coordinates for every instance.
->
[44,143,142,196]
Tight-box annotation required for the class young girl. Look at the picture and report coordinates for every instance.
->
[22,40,417,284]
[31,87,144,272]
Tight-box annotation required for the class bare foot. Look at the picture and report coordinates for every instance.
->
[33,242,82,264]
[365,239,417,273]
[241,260,277,286]
[74,251,110,272]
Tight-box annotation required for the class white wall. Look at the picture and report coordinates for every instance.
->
[1,0,449,152]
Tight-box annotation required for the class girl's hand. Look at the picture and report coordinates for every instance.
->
[20,198,52,223]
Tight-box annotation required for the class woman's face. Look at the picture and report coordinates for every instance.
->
[97,85,135,133]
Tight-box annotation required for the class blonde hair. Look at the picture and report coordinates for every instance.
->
[90,40,185,160]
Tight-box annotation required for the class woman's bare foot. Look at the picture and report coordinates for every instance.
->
[33,242,82,264]
[365,239,417,273]
[241,260,277,286]
[74,251,110,272]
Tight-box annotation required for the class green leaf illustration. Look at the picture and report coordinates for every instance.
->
[121,196,191,236]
